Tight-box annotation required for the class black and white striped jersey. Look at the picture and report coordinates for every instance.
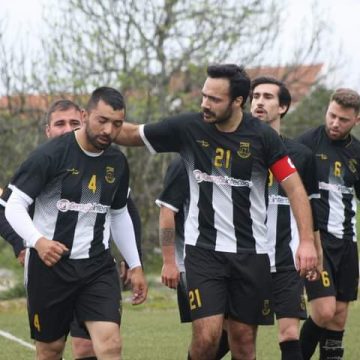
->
[156,157,189,271]
[141,112,289,254]
[297,125,360,243]
[266,137,319,272]
[8,131,129,259]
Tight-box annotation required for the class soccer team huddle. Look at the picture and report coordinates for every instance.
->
[0,64,359,360]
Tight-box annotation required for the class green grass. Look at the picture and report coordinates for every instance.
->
[1,286,360,359]
[0,207,359,359]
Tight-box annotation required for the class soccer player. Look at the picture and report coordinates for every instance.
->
[250,76,322,360]
[114,64,317,359]
[0,98,143,360]
[156,156,229,359]
[298,88,360,360]
[5,87,147,360]
[0,99,83,266]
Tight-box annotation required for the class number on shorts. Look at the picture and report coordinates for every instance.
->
[33,313,41,332]
[321,271,331,288]
[189,288,202,310]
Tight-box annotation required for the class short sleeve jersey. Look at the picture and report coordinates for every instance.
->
[297,125,360,244]
[266,137,320,272]
[10,131,129,259]
[142,112,287,254]
[156,157,189,271]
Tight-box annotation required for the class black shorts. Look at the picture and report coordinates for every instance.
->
[27,249,121,342]
[177,272,191,323]
[305,232,359,302]
[184,245,274,325]
[272,271,307,320]
[70,314,90,340]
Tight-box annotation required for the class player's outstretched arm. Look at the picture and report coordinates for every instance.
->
[114,122,144,146]
[280,172,318,277]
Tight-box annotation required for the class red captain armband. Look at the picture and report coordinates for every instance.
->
[270,156,297,183]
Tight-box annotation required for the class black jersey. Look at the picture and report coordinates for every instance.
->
[9,131,129,259]
[267,137,319,272]
[297,125,360,244]
[142,112,287,253]
[156,157,189,271]
[0,185,24,257]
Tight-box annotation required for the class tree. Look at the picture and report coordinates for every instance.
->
[0,0,332,258]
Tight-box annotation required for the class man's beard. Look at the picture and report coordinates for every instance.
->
[86,126,111,151]
[202,104,233,125]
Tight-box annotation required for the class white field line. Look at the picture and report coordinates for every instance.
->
[0,329,67,359]
[0,330,35,350]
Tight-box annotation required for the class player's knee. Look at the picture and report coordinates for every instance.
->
[36,341,65,360]
[228,331,256,359]
[314,305,336,324]
[94,334,122,358]
[72,338,95,358]
[191,328,221,356]
[278,324,299,342]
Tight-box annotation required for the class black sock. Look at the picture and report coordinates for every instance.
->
[300,316,325,360]
[215,329,230,359]
[187,353,192,360]
[75,357,97,360]
[319,329,344,360]
[280,340,303,360]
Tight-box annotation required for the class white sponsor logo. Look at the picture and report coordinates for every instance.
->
[319,181,354,195]
[268,194,290,205]
[193,169,253,187]
[57,199,110,213]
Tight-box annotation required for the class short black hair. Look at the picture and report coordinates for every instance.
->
[206,64,250,108]
[87,87,126,113]
[250,76,292,118]
[45,99,81,125]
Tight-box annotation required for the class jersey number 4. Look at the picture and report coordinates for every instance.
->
[88,175,97,193]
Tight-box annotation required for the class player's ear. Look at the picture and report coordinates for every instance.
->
[233,96,243,108]
[279,104,288,116]
[45,124,50,138]
[81,109,88,123]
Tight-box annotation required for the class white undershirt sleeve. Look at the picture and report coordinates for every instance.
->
[5,187,43,248]
[110,207,141,269]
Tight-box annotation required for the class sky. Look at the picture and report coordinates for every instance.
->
[1,0,360,92]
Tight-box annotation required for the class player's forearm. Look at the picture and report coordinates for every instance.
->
[114,122,144,146]
[0,206,25,257]
[160,227,177,265]
[282,174,314,243]
[5,189,42,248]
[111,208,141,269]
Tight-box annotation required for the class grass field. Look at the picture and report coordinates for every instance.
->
[0,211,359,359]
[0,281,360,359]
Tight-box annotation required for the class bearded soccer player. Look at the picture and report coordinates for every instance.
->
[113,64,317,360]
[5,87,147,360]
[0,98,142,360]
[298,88,360,360]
